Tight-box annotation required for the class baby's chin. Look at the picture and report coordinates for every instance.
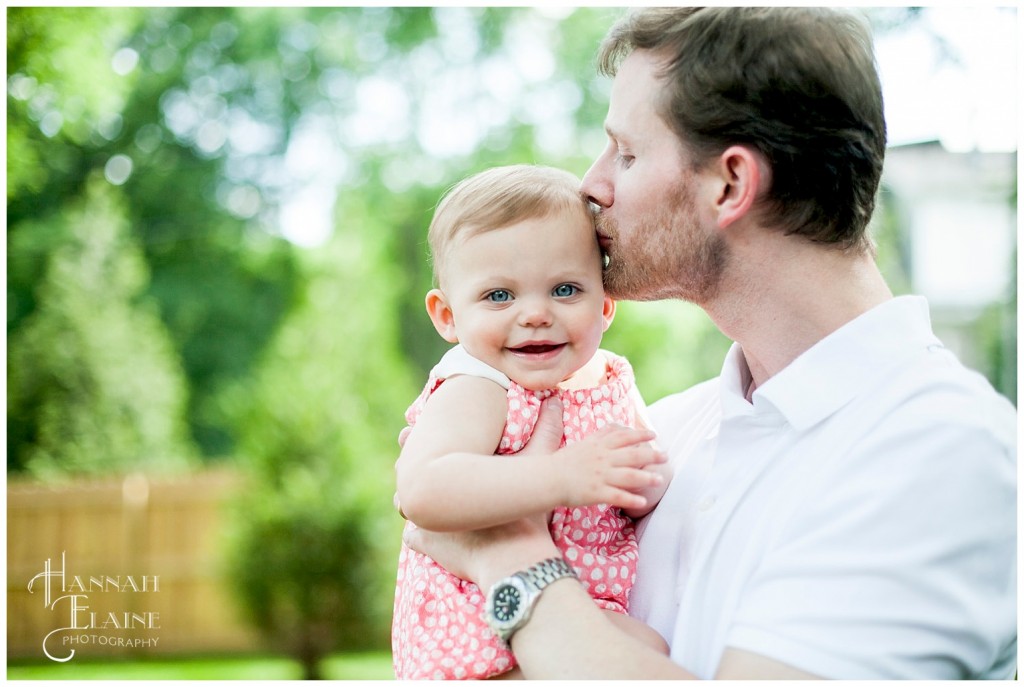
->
[510,370,576,393]
[516,379,565,393]
[517,376,589,394]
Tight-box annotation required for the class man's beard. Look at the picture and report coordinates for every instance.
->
[598,189,727,305]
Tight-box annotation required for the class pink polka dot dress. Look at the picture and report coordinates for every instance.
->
[392,347,643,680]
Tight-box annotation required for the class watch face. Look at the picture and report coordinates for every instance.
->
[492,584,522,622]
[486,575,533,640]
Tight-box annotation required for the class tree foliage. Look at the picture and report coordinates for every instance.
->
[8,176,196,476]
[7,7,731,473]
[221,217,417,672]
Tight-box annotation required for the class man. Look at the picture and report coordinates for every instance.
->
[406,7,1016,679]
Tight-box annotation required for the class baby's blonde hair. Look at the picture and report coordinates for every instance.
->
[428,165,592,287]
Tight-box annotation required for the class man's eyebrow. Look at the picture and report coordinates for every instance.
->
[604,123,632,145]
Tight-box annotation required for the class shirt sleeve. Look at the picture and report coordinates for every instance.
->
[726,413,1017,679]
[432,344,510,390]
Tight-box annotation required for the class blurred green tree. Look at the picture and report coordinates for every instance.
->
[223,217,419,673]
[7,176,197,476]
[7,6,304,461]
[6,6,730,474]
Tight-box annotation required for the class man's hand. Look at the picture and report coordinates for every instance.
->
[527,394,566,454]
[403,510,556,586]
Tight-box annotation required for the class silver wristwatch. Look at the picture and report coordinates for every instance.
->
[484,557,577,644]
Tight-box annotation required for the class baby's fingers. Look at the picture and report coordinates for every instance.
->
[609,465,665,491]
[571,467,661,509]
[609,442,668,469]
[597,425,658,449]
[601,487,648,512]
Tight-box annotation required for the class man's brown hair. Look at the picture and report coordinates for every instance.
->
[599,7,887,250]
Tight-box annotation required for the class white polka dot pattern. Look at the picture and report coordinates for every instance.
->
[392,354,642,679]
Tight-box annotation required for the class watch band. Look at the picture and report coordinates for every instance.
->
[521,557,576,590]
[485,557,578,644]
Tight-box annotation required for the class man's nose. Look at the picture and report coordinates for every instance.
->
[581,156,612,209]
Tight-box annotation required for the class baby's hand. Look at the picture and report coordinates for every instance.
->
[556,426,667,511]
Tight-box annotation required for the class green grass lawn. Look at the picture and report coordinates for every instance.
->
[6,651,394,680]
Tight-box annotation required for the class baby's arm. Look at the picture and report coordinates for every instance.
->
[396,374,558,531]
[395,376,665,532]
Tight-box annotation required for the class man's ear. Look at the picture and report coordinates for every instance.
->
[712,145,765,229]
[425,289,458,343]
[601,296,616,332]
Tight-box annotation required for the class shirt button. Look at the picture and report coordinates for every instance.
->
[697,495,717,512]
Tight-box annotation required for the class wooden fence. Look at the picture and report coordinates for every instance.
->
[7,469,264,661]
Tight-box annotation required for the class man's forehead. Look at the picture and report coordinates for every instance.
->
[605,51,663,129]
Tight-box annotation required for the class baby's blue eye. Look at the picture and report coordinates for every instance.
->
[486,290,511,303]
[553,284,578,298]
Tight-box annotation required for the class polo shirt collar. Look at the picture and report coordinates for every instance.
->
[720,296,942,429]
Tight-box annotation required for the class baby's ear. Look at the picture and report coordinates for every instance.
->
[601,297,616,331]
[425,289,458,343]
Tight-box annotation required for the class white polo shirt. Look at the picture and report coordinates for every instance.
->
[630,296,1016,679]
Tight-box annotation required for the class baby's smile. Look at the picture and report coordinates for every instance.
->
[508,342,566,357]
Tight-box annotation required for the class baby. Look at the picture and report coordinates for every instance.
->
[392,165,671,679]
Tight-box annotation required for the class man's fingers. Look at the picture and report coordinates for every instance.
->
[521,396,565,454]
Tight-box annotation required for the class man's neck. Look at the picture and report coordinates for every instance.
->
[706,235,893,389]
